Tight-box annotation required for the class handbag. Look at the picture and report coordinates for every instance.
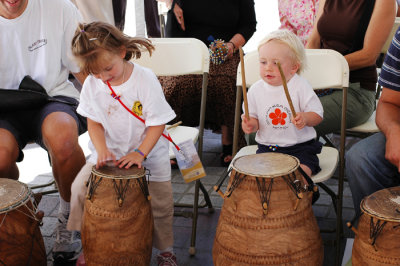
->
[0,76,73,111]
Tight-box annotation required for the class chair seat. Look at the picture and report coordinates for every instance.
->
[167,126,199,159]
[230,145,338,184]
[347,111,379,133]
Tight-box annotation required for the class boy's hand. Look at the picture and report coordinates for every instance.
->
[241,114,258,134]
[96,148,116,169]
[292,113,307,130]
[118,151,145,169]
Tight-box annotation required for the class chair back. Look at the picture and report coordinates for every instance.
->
[382,17,400,54]
[133,38,210,159]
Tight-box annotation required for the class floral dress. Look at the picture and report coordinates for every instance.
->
[278,0,319,46]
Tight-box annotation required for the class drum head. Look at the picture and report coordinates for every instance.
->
[91,164,146,179]
[0,179,30,214]
[361,186,400,222]
[232,153,300,178]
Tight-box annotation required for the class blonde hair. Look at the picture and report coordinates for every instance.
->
[258,30,306,73]
[71,21,154,75]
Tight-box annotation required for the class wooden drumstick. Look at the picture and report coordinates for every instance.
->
[239,47,249,119]
[214,185,225,199]
[276,61,297,118]
[166,121,182,130]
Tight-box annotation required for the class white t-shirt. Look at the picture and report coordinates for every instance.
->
[245,74,323,147]
[0,0,81,99]
[77,63,176,182]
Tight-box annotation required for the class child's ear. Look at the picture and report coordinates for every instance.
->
[119,46,127,59]
[291,62,300,74]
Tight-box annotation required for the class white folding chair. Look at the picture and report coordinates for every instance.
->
[347,17,400,137]
[230,48,349,264]
[134,37,213,255]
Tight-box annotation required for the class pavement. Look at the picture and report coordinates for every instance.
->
[16,129,357,266]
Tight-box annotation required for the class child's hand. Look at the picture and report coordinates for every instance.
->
[241,114,258,134]
[292,113,307,130]
[96,148,116,169]
[117,151,145,169]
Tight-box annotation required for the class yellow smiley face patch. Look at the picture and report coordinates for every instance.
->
[132,101,143,116]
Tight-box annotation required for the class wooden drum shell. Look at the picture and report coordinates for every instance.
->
[0,179,46,266]
[82,167,153,265]
[213,166,323,265]
[352,187,400,265]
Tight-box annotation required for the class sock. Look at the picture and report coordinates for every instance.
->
[159,246,173,254]
[59,196,70,216]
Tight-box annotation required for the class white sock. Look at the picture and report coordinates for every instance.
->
[159,246,173,254]
[59,196,70,216]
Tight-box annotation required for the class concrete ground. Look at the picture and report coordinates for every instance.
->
[18,129,357,266]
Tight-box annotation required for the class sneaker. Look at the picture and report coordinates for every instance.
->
[157,252,178,266]
[52,213,82,264]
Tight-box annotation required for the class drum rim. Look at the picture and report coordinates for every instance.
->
[91,165,145,179]
[232,153,300,178]
[0,180,31,214]
[360,198,400,223]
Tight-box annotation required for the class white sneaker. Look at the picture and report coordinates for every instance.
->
[52,213,82,263]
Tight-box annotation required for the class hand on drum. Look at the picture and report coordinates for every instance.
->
[96,148,117,169]
[241,114,259,134]
[117,151,145,169]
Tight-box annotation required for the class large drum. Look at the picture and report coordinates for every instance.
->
[0,178,46,265]
[213,153,323,265]
[82,165,153,265]
[351,186,400,265]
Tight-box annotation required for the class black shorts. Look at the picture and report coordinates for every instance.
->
[257,139,323,175]
[0,96,87,162]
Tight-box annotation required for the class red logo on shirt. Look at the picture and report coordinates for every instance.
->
[269,108,287,125]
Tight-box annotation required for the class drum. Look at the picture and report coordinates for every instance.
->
[213,153,323,265]
[351,186,400,265]
[0,178,46,266]
[82,165,153,265]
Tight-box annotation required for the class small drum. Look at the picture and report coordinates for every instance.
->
[82,165,153,265]
[213,153,323,265]
[351,186,400,265]
[0,178,46,266]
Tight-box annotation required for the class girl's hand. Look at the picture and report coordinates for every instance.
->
[117,151,145,169]
[292,113,307,130]
[173,3,185,31]
[96,148,116,169]
[241,114,258,134]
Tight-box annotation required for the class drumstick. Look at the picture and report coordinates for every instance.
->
[276,61,297,118]
[166,121,182,130]
[239,47,249,120]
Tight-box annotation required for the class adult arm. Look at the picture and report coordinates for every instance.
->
[345,0,396,70]
[305,0,326,49]
[376,88,400,171]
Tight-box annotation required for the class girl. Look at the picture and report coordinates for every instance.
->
[242,30,323,178]
[67,21,177,265]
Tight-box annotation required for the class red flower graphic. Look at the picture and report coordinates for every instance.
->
[269,108,287,125]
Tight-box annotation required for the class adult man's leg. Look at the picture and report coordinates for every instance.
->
[0,128,20,179]
[346,132,400,216]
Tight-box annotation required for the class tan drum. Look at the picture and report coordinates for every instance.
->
[351,186,400,265]
[213,153,323,265]
[82,165,153,265]
[0,178,46,266]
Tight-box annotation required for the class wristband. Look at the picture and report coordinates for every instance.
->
[134,148,147,159]
[228,41,237,51]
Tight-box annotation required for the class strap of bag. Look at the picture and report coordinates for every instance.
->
[106,81,181,152]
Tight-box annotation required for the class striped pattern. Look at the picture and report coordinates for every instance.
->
[379,26,400,91]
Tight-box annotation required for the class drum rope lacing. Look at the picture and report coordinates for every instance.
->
[113,179,131,207]
[86,173,103,201]
[255,177,273,214]
[369,217,387,248]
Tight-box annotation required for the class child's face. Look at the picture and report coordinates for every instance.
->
[258,40,299,87]
[92,50,126,86]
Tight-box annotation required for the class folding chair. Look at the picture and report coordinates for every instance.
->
[134,38,213,255]
[231,49,349,264]
[346,17,400,138]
